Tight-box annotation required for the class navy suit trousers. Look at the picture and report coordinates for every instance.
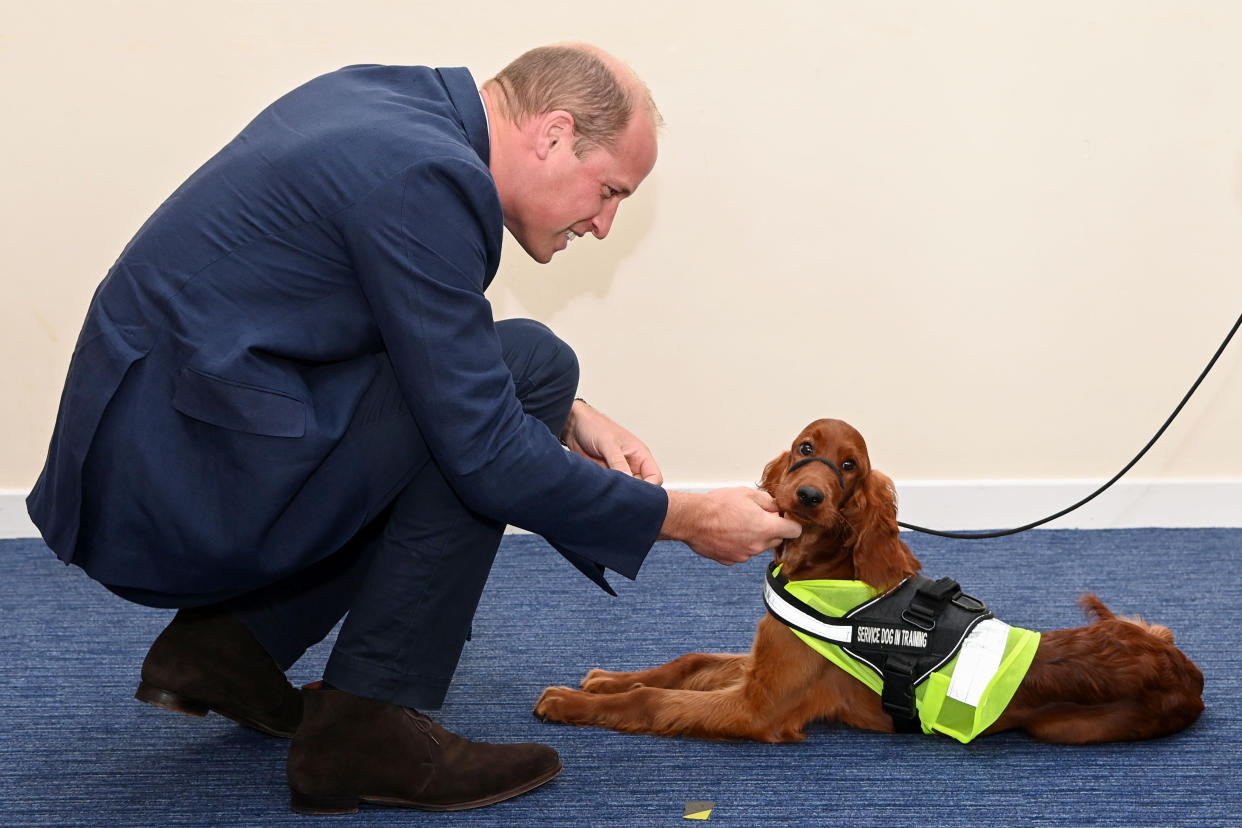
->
[219,318,578,710]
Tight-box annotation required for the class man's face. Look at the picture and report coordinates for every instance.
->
[506,111,657,264]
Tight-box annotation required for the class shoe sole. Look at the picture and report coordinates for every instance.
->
[289,759,563,814]
[135,681,297,739]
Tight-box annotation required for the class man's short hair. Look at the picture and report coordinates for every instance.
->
[486,45,658,158]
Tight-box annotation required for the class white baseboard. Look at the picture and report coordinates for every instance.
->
[0,490,36,539]
[5,479,1240,541]
[889,478,1242,531]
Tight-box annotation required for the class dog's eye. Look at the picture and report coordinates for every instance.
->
[842,460,857,471]
[798,442,814,456]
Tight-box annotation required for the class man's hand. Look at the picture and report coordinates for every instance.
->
[660,488,802,565]
[560,399,663,484]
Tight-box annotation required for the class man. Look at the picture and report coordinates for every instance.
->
[28,44,800,813]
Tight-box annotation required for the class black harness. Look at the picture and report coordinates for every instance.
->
[765,563,994,733]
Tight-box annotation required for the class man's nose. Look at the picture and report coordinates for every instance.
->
[590,200,620,239]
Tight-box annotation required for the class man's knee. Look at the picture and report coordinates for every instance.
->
[496,318,579,433]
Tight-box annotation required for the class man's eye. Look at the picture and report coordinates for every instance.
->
[842,460,857,471]
[798,442,814,456]
[604,186,619,199]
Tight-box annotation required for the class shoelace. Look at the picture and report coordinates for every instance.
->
[404,709,440,745]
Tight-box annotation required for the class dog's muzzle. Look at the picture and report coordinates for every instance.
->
[786,455,851,509]
[787,456,846,491]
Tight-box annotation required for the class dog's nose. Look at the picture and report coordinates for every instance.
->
[796,485,824,507]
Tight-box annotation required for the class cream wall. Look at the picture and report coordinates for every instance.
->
[3,1,1241,499]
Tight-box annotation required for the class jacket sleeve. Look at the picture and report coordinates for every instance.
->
[338,155,667,579]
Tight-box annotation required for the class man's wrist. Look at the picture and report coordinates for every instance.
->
[660,490,701,542]
[559,397,590,444]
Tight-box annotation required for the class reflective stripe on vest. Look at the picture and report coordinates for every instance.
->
[763,562,1041,744]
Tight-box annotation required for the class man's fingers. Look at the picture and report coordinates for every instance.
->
[633,451,663,484]
[776,516,802,539]
[750,489,780,513]
[748,491,801,540]
[604,449,630,474]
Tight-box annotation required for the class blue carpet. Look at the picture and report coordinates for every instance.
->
[1,529,1239,827]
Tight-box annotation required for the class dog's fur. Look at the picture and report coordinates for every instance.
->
[534,418,1204,743]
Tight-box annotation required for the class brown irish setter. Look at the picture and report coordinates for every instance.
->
[535,418,1204,743]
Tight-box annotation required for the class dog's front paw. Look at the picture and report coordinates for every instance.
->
[534,686,577,723]
[581,668,645,694]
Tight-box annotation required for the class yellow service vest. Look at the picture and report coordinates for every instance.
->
[763,563,1040,744]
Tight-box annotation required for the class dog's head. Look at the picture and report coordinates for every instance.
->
[759,418,919,588]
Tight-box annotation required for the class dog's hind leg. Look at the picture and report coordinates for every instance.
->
[579,653,749,694]
[989,615,1205,743]
[1005,691,1204,743]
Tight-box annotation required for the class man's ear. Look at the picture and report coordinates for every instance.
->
[534,110,576,160]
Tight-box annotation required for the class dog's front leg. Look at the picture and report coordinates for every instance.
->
[534,683,806,742]
[580,652,750,694]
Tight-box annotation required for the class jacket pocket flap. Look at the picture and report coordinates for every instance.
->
[172,367,305,438]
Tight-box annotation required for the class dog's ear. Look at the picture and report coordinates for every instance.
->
[759,450,791,495]
[758,450,792,562]
[843,469,920,590]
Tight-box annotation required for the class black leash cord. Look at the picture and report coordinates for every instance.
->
[896,309,1242,540]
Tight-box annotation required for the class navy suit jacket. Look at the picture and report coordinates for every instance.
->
[28,65,667,596]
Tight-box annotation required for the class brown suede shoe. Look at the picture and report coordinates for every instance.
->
[287,683,562,814]
[135,606,303,738]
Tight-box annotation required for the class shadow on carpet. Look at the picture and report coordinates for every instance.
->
[2,529,1239,827]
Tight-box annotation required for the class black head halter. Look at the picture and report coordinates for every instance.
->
[787,455,846,495]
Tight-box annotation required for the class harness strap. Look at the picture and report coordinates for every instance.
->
[763,561,995,735]
[763,563,856,644]
[880,655,922,733]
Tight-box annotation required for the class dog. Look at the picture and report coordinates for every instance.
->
[534,418,1204,743]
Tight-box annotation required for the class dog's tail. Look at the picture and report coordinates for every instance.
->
[1079,594,1175,643]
